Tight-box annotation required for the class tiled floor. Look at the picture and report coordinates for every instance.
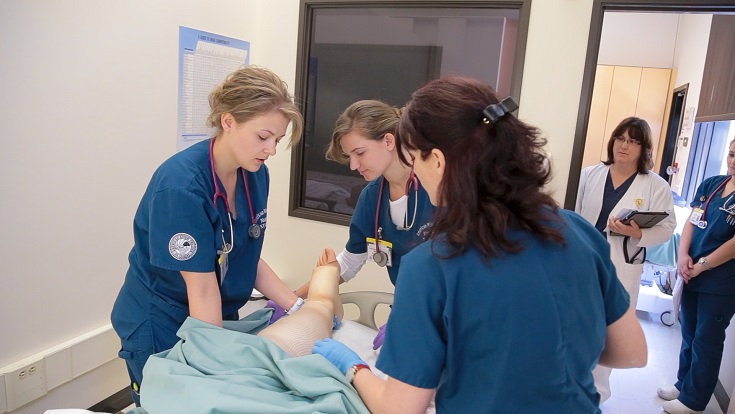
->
[600,310,722,414]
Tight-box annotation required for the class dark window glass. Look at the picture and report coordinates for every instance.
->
[290,1,530,225]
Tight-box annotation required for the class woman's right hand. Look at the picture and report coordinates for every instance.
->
[264,300,288,324]
[678,254,693,281]
[313,338,365,374]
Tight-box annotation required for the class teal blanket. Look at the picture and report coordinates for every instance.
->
[129,311,369,414]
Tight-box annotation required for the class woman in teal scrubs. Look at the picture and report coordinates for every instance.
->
[269,100,435,348]
[313,77,648,413]
[111,66,304,405]
[657,140,735,414]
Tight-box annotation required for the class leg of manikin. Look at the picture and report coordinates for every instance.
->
[257,249,343,357]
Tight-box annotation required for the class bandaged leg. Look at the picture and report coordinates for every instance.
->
[257,252,343,357]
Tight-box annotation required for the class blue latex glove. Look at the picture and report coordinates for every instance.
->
[372,323,387,350]
[313,338,365,375]
[264,299,287,324]
[333,315,342,330]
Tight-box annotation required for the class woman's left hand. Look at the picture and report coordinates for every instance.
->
[683,263,706,282]
[607,217,643,239]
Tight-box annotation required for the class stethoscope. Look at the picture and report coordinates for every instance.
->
[696,176,732,229]
[372,170,419,267]
[209,139,260,256]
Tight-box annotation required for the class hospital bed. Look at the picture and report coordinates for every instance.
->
[44,291,398,414]
[638,233,679,325]
[637,203,690,326]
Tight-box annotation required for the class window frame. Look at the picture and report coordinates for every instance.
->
[289,0,532,226]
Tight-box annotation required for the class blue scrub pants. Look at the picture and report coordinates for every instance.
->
[118,321,155,407]
[118,310,241,407]
[675,288,735,411]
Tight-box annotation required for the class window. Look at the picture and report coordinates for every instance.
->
[289,0,531,225]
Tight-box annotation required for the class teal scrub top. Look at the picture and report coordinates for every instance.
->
[112,139,268,352]
[377,209,630,413]
[346,177,434,285]
[688,175,735,294]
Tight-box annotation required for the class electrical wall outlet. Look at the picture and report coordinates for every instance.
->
[4,359,47,411]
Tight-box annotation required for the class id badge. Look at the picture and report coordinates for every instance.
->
[366,237,393,267]
[689,208,703,226]
[218,252,229,285]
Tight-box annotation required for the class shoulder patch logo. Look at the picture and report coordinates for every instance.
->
[169,233,197,261]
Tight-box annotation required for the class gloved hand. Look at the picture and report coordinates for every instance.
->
[264,300,287,324]
[372,323,387,350]
[313,338,365,375]
[333,315,342,330]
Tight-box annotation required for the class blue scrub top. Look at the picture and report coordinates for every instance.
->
[346,177,434,285]
[377,209,630,413]
[112,139,268,351]
[688,175,735,294]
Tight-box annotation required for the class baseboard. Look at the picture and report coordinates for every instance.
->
[0,324,120,412]
[88,387,132,414]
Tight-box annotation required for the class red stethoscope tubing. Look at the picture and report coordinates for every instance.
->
[373,171,419,253]
[209,139,257,245]
[699,176,732,219]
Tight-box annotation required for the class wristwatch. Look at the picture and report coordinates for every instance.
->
[346,363,370,383]
[697,257,712,270]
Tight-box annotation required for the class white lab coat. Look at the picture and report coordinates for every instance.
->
[576,163,676,307]
[575,163,675,402]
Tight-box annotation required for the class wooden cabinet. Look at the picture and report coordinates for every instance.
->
[582,65,672,169]
[696,15,735,123]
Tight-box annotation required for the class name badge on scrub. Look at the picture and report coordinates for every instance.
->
[366,237,393,267]
[218,252,229,285]
[690,208,706,229]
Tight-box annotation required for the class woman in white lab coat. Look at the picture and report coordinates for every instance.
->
[575,116,676,402]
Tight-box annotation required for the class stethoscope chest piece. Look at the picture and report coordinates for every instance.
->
[373,251,389,267]
[248,224,261,239]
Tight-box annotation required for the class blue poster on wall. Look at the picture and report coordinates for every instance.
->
[177,27,250,151]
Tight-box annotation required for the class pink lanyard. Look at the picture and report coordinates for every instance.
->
[209,139,260,242]
[374,171,419,248]
[700,176,731,217]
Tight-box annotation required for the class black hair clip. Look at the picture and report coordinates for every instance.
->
[481,97,519,124]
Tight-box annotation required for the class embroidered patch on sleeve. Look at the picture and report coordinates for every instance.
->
[169,233,197,261]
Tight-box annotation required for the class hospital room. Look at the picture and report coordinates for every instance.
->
[3,1,735,413]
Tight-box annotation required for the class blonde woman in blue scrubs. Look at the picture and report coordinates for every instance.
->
[111,66,304,406]
[267,100,435,349]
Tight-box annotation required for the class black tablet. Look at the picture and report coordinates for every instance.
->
[619,210,669,228]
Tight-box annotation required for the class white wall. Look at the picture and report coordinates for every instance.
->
[598,12,679,68]
[0,1,265,412]
[670,14,713,194]
[595,12,712,197]
[0,0,652,411]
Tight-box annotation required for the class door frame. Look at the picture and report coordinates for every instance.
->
[563,0,735,210]
[658,83,688,182]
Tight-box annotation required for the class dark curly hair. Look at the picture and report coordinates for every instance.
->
[396,76,564,259]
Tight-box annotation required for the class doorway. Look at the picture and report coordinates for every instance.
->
[658,84,688,183]
[565,1,735,210]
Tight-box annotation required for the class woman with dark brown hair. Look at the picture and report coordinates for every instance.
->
[313,76,647,413]
[575,116,676,402]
